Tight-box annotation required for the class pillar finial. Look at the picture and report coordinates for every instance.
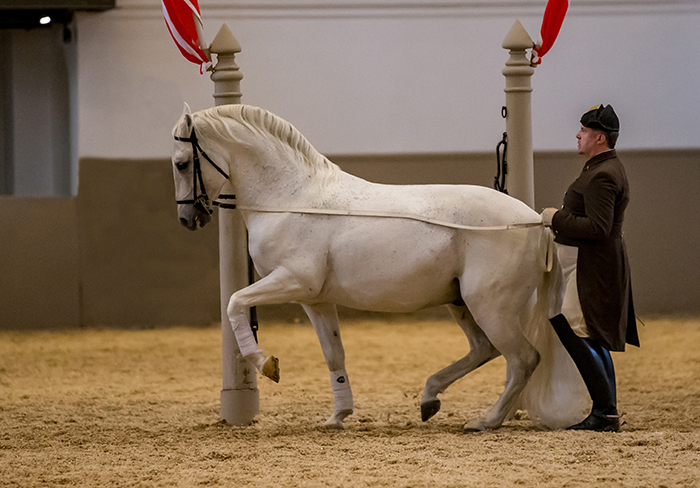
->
[210,23,241,54]
[502,19,534,51]
[209,23,243,106]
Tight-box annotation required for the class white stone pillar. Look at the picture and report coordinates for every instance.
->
[209,24,259,425]
[502,20,536,209]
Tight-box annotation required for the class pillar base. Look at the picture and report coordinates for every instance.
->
[220,388,259,425]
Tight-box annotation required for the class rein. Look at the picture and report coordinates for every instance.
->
[174,127,542,232]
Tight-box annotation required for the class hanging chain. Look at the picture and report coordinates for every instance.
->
[494,106,508,194]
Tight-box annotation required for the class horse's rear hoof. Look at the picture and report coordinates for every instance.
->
[421,399,441,422]
[262,355,280,383]
[464,418,488,432]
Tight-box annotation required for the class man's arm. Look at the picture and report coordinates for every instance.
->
[550,172,618,241]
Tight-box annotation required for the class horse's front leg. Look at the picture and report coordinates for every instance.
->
[301,303,353,428]
[227,266,314,382]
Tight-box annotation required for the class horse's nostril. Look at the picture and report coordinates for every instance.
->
[179,217,188,227]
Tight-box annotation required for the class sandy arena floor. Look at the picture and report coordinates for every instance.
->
[1,316,699,487]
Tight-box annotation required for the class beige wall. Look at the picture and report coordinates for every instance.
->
[76,159,221,327]
[1,149,697,329]
[0,197,80,329]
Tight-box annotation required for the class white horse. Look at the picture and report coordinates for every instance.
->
[171,103,589,431]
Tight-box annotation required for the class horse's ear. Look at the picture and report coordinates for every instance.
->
[181,103,193,132]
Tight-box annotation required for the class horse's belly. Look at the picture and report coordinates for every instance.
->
[317,282,460,313]
[315,221,461,312]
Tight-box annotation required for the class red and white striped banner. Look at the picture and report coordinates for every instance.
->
[162,0,211,73]
[532,0,568,65]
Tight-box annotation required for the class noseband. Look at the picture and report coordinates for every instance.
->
[174,127,236,211]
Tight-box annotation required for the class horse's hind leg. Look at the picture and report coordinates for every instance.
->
[301,303,353,428]
[462,310,540,432]
[421,303,501,422]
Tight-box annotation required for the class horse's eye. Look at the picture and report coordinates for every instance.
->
[175,161,188,171]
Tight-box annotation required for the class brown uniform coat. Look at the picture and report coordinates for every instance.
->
[551,150,639,351]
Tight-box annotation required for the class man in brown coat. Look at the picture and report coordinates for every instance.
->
[541,104,639,432]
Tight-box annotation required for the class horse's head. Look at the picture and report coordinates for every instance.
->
[171,103,230,230]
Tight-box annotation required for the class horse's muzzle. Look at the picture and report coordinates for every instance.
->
[178,203,212,231]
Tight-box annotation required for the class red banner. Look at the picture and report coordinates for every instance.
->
[532,0,568,65]
[162,0,210,73]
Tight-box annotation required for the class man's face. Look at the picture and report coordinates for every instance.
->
[576,125,604,158]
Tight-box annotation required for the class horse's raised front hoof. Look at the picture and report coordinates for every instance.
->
[324,409,353,429]
[262,355,280,383]
[421,399,441,422]
[464,418,489,432]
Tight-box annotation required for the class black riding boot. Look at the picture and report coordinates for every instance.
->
[550,314,620,432]
[584,337,617,407]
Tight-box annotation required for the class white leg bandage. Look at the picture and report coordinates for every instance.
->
[331,369,353,412]
[230,314,261,357]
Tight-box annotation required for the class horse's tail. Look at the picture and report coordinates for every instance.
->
[518,228,590,430]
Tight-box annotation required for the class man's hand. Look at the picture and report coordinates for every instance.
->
[540,208,558,227]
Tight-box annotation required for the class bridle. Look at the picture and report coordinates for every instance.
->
[174,127,236,211]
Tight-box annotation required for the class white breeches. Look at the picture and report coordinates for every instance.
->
[556,243,590,338]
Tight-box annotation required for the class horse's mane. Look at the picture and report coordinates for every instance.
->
[193,104,341,184]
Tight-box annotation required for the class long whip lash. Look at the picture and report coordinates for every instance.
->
[235,205,542,231]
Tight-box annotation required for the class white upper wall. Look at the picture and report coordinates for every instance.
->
[76,0,700,159]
